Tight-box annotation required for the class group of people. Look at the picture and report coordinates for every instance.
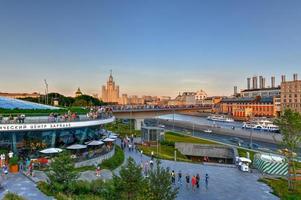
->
[48,111,80,122]
[120,134,136,152]
[171,170,209,191]
[87,106,113,120]
[0,114,26,124]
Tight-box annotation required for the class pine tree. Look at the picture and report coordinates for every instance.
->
[144,160,178,200]
[112,157,146,200]
[47,151,78,192]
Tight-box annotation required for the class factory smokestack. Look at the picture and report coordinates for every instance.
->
[293,73,298,81]
[281,75,286,83]
[252,76,258,89]
[271,76,275,88]
[247,78,251,90]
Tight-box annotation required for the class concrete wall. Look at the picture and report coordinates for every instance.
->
[74,148,115,168]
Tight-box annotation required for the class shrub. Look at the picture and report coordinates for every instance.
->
[160,140,175,147]
[3,192,26,200]
[68,180,91,195]
[9,156,19,166]
[37,182,53,196]
[100,146,124,170]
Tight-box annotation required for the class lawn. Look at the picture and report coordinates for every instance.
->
[259,177,301,200]
[139,131,257,163]
[74,145,125,173]
[104,119,141,138]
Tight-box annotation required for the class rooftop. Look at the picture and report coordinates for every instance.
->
[0,97,59,110]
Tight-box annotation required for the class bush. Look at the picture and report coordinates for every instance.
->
[100,146,124,170]
[3,192,26,200]
[160,140,175,147]
[9,156,19,166]
[37,182,53,196]
[68,180,91,195]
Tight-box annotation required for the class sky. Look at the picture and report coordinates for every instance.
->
[0,0,301,98]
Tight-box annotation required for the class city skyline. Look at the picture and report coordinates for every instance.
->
[1,0,301,97]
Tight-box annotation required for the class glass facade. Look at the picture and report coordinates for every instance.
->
[0,96,58,109]
[0,125,103,158]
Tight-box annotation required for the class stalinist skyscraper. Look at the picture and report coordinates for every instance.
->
[101,71,120,103]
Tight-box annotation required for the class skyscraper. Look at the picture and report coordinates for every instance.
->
[101,71,120,103]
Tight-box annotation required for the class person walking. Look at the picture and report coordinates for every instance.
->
[205,173,209,190]
[171,170,176,184]
[196,173,200,188]
[191,175,196,192]
[178,170,182,186]
[185,174,190,189]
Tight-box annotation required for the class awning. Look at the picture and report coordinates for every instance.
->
[86,140,104,146]
[103,138,116,142]
[67,144,87,150]
[40,148,63,154]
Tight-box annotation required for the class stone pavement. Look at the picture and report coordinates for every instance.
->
[0,173,53,200]
[117,139,279,200]
[78,169,113,182]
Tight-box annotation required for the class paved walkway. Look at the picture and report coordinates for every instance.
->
[117,139,279,200]
[0,173,53,200]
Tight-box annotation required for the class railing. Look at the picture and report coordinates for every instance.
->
[0,114,114,125]
[111,105,211,112]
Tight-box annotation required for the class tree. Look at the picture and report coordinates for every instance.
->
[47,151,78,192]
[144,160,178,200]
[274,109,301,191]
[110,157,146,200]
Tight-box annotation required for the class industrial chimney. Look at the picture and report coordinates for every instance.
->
[271,76,275,88]
[293,73,298,81]
[262,77,266,88]
[259,76,263,89]
[234,86,238,96]
[247,78,251,90]
[252,76,258,89]
[281,75,286,83]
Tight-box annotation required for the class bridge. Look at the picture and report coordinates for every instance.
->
[111,105,211,130]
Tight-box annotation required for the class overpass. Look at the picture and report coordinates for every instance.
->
[112,105,210,130]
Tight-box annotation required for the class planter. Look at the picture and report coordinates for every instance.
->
[9,164,19,173]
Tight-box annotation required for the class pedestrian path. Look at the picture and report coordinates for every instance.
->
[0,173,53,200]
[118,138,279,200]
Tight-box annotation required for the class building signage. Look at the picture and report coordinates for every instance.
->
[0,117,115,132]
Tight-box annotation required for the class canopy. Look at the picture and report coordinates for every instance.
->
[103,138,116,142]
[86,140,104,146]
[40,148,63,154]
[67,144,87,150]
[109,135,118,139]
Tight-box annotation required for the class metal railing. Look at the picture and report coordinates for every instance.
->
[0,114,114,125]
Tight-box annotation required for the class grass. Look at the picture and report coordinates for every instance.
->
[104,119,141,138]
[139,131,258,163]
[74,145,125,173]
[0,107,88,116]
[259,177,301,200]
[3,192,26,200]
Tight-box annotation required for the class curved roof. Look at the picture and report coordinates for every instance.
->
[0,96,59,110]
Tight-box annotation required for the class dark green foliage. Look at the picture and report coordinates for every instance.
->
[100,146,124,170]
[3,192,26,200]
[47,151,78,192]
[160,140,175,147]
[144,160,178,200]
[109,157,146,200]
[9,156,19,166]
[274,109,301,191]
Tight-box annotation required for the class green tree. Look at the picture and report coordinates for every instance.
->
[275,109,301,191]
[110,157,146,200]
[47,151,78,192]
[144,160,178,200]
